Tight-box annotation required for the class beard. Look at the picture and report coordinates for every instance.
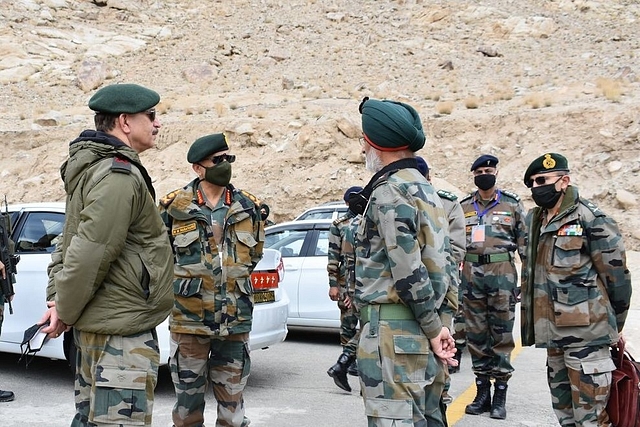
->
[365,148,383,173]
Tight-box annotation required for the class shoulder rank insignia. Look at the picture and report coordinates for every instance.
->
[437,189,458,201]
[240,189,261,207]
[580,198,604,217]
[333,213,352,226]
[111,157,131,174]
[501,190,521,202]
[460,193,474,203]
[159,189,181,208]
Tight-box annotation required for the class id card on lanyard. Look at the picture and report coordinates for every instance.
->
[471,191,501,243]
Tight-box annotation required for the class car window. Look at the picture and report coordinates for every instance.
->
[265,229,308,257]
[15,212,64,253]
[297,210,335,220]
[313,230,329,256]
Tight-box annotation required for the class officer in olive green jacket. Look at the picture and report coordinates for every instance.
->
[40,83,174,427]
[159,133,264,427]
[521,153,632,426]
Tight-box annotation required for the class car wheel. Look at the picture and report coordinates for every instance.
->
[63,329,77,374]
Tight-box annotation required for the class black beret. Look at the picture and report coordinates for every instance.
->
[88,83,160,114]
[523,153,570,186]
[415,156,429,177]
[187,133,229,163]
[470,154,499,171]
[360,98,425,152]
[343,186,363,203]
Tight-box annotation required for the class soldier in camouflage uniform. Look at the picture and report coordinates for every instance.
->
[40,83,174,426]
[521,153,632,426]
[0,258,16,402]
[416,156,467,406]
[159,133,264,427]
[326,185,363,392]
[460,154,526,420]
[353,98,457,427]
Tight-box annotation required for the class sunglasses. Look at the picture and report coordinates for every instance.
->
[144,109,156,122]
[210,154,236,165]
[526,175,565,188]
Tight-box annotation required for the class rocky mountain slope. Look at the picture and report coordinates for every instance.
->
[1,0,639,248]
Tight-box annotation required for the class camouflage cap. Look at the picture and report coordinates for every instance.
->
[88,83,160,114]
[523,153,570,186]
[187,133,229,163]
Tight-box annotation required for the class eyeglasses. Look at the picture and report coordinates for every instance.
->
[210,154,236,165]
[526,175,565,188]
[144,109,156,122]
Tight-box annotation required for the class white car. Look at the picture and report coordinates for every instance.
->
[265,219,340,329]
[294,202,348,221]
[0,203,289,366]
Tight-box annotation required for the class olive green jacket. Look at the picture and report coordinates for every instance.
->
[47,130,174,335]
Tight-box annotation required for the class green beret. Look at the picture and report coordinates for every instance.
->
[360,98,425,152]
[187,133,229,163]
[88,84,160,114]
[523,153,570,186]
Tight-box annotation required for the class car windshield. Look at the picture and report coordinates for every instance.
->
[296,210,336,220]
[265,229,307,257]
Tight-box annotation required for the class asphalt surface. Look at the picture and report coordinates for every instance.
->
[0,251,638,426]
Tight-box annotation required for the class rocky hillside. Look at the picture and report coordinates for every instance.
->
[1,0,639,248]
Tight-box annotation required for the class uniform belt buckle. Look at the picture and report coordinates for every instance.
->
[479,254,490,264]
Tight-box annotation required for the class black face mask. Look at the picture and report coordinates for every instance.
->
[531,183,563,209]
[474,174,496,191]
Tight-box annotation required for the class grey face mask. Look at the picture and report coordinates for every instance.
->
[201,161,232,186]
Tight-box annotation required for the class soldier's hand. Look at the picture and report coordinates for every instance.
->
[0,260,5,280]
[430,327,457,361]
[343,295,352,309]
[329,287,340,301]
[39,301,71,339]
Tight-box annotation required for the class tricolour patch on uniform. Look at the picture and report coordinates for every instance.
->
[557,224,583,236]
[172,222,197,236]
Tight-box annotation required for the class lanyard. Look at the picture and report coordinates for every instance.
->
[472,190,502,221]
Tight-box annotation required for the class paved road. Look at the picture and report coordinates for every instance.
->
[1,251,638,426]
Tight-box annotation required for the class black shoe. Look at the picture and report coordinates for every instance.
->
[327,354,354,392]
[0,390,15,402]
[347,359,358,376]
[465,376,491,415]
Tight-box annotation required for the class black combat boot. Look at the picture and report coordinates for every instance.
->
[449,347,463,374]
[347,358,358,376]
[490,380,508,419]
[0,389,15,402]
[465,376,492,415]
[327,354,354,392]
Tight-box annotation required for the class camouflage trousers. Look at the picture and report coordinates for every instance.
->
[71,328,160,427]
[547,346,615,426]
[338,293,360,356]
[358,312,446,427]
[452,283,466,351]
[461,260,517,380]
[170,332,251,427]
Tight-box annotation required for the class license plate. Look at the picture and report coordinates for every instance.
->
[254,290,275,304]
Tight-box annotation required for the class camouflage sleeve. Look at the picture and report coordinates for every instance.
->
[514,200,527,263]
[251,204,265,270]
[446,201,466,264]
[587,214,632,332]
[438,262,458,331]
[375,185,443,340]
[327,222,342,289]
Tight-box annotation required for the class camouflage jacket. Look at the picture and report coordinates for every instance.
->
[521,185,632,348]
[460,189,527,261]
[47,132,174,335]
[327,211,360,293]
[438,190,466,264]
[355,164,454,340]
[159,179,264,336]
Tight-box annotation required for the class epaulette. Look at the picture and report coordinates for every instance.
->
[460,193,474,203]
[333,213,352,226]
[240,189,261,207]
[437,189,458,201]
[159,189,181,208]
[111,157,131,174]
[580,198,605,217]
[501,190,521,202]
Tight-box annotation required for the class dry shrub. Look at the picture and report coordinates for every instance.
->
[436,101,454,115]
[214,102,227,116]
[523,93,545,109]
[464,96,480,109]
[595,77,623,102]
